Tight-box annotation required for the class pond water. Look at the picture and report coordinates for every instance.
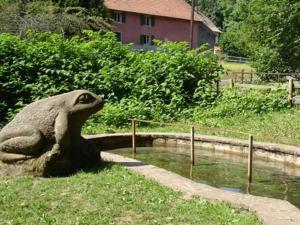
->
[109,147,300,208]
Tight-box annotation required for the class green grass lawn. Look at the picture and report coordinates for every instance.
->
[83,107,300,146]
[220,61,255,80]
[0,163,260,225]
[220,61,254,72]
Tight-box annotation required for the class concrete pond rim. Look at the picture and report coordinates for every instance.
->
[86,132,300,225]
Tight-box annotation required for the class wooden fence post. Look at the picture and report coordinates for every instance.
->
[288,78,294,106]
[241,69,245,84]
[234,72,237,82]
[247,135,253,183]
[229,78,234,88]
[190,126,195,166]
[216,80,220,95]
[132,119,136,156]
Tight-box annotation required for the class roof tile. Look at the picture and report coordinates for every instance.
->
[104,0,203,22]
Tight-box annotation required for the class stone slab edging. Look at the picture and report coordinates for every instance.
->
[101,152,300,225]
[85,132,300,166]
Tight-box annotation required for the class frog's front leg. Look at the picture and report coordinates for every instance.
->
[0,126,44,163]
[47,111,70,157]
[35,111,72,176]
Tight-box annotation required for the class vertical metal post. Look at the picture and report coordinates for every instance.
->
[246,181,251,194]
[288,78,294,107]
[132,119,136,156]
[247,135,253,183]
[190,126,195,165]
[189,0,195,49]
[190,164,194,179]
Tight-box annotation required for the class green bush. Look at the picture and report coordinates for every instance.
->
[0,31,222,123]
[193,89,290,120]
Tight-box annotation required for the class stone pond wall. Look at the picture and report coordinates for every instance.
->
[86,133,300,167]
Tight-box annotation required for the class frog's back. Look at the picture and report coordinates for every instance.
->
[1,95,65,138]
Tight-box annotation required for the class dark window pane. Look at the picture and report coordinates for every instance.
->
[115,32,122,42]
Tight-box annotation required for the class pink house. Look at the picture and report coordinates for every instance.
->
[104,0,221,50]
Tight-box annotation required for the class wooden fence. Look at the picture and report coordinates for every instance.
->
[227,70,300,84]
[223,70,300,106]
[221,55,249,64]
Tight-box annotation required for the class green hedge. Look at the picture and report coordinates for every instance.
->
[0,31,222,122]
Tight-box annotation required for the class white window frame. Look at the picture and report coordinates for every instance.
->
[113,12,124,23]
[144,35,152,45]
[141,34,153,45]
[144,16,152,27]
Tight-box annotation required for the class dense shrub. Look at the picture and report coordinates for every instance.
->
[192,89,290,120]
[0,31,222,123]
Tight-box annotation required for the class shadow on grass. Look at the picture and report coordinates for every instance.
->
[78,160,115,174]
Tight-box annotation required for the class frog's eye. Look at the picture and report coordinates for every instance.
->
[77,94,95,104]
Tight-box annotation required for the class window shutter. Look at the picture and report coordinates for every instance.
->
[115,32,121,42]
[111,11,116,21]
[151,16,155,27]
[140,15,145,25]
[122,13,126,23]
[140,35,145,44]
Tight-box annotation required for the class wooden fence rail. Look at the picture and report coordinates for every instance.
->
[227,70,300,84]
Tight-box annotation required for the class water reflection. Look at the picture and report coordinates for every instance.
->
[109,146,300,208]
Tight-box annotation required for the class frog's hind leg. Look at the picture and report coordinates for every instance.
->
[0,127,44,163]
[0,152,33,163]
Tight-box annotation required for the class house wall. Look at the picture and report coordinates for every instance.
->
[112,12,200,48]
[198,23,216,49]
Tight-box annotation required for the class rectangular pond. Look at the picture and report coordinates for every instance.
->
[109,146,300,208]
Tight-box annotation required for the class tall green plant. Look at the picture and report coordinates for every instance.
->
[0,31,222,122]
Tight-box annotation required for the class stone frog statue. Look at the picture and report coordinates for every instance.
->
[0,90,103,176]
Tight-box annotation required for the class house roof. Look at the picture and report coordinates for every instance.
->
[105,0,203,22]
[197,11,221,33]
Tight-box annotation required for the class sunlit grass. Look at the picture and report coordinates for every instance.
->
[0,163,260,225]
[220,61,255,72]
[83,107,300,146]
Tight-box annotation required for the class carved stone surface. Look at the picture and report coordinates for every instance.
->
[0,90,103,176]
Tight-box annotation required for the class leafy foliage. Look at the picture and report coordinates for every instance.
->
[193,89,290,120]
[194,0,300,72]
[0,0,110,36]
[83,88,290,131]
[193,0,236,29]
[0,31,222,122]
[218,22,250,57]
[53,0,107,16]
[246,0,300,72]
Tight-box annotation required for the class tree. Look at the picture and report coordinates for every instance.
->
[190,0,237,29]
[243,0,300,71]
[52,0,108,17]
[204,0,300,71]
[0,0,110,36]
